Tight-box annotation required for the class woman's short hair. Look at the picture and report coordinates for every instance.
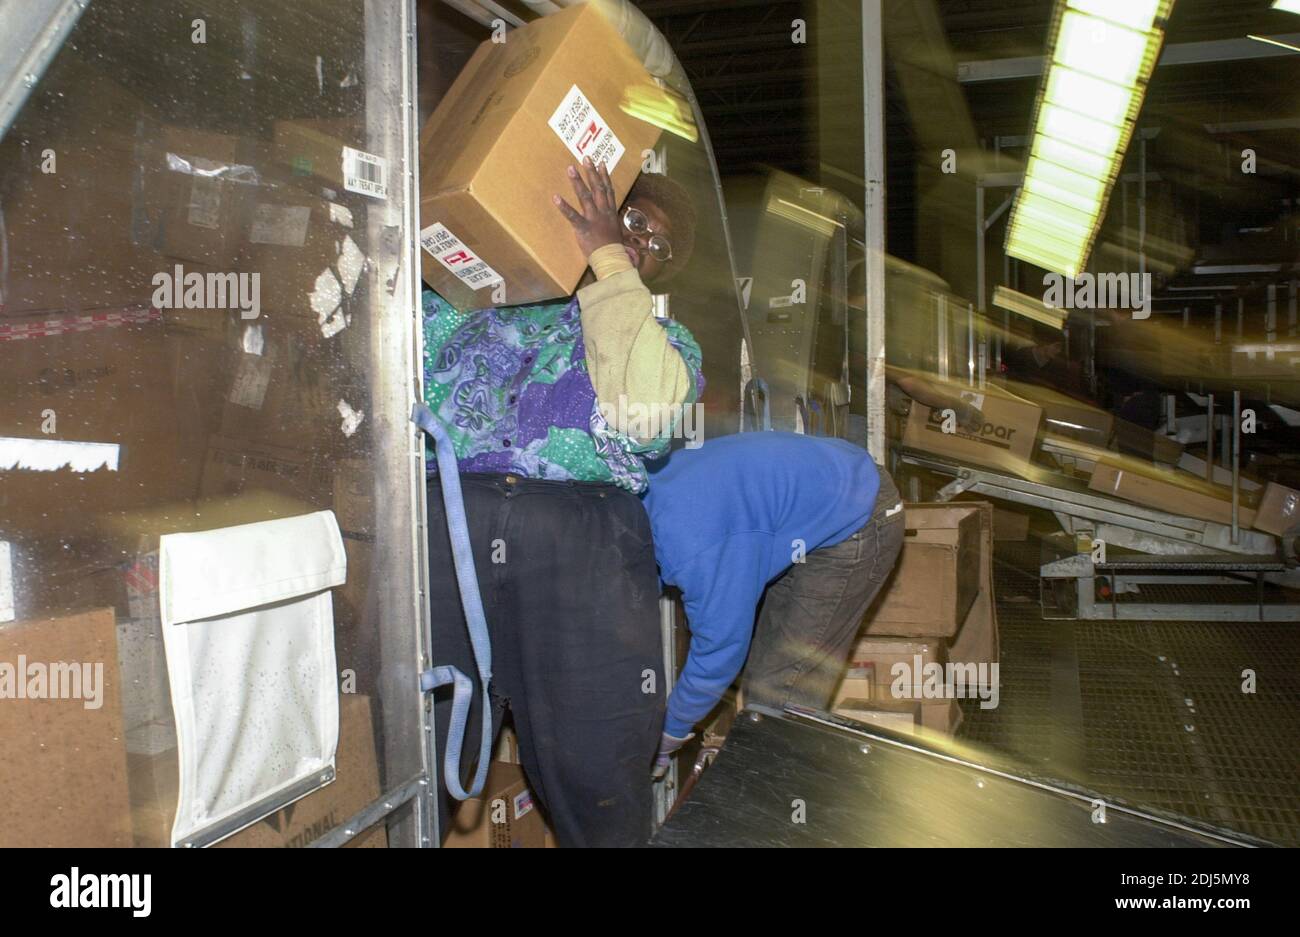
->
[628,172,697,282]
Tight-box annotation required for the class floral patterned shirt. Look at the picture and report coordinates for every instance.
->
[421,289,704,494]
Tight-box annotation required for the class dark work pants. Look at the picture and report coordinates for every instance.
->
[741,470,905,712]
[426,473,664,848]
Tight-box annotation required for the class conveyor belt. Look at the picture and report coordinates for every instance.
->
[651,707,1270,847]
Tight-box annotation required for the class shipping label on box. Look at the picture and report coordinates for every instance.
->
[420,222,504,291]
[547,84,626,170]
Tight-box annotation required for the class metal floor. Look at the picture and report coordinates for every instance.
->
[957,538,1300,847]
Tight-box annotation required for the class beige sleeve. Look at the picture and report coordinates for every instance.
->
[577,246,691,441]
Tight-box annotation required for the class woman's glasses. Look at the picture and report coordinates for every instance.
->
[622,207,673,263]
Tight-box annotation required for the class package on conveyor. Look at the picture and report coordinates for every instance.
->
[1088,456,1258,528]
[1252,481,1300,537]
[418,2,666,310]
[899,377,1044,477]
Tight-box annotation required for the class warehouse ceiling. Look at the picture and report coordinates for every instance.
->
[635,0,1300,272]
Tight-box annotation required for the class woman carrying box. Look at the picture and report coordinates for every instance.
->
[422,157,702,847]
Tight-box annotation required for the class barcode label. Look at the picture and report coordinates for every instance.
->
[547,85,625,172]
[420,222,503,291]
[342,146,387,200]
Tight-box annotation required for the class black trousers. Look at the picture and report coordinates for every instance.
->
[426,473,664,848]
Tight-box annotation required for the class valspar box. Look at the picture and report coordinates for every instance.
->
[901,383,1043,474]
[419,2,664,310]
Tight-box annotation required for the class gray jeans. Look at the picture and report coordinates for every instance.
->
[741,469,905,713]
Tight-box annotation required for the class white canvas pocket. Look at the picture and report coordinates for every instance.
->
[159,510,346,847]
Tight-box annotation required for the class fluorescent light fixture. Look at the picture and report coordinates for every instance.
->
[1006,0,1174,278]
[1273,1,1300,15]
[992,285,1068,331]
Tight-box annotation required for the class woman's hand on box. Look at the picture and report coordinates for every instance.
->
[554,158,623,259]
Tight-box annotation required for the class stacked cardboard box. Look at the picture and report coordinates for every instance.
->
[832,502,999,738]
[443,761,554,848]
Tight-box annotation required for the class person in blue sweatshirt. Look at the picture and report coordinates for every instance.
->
[642,431,905,774]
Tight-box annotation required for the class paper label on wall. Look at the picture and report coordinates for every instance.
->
[342,146,387,200]
[187,159,225,229]
[250,204,311,247]
[420,223,503,291]
[548,84,625,171]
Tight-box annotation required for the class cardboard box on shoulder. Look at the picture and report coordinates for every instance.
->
[419,2,665,310]
[0,608,133,846]
[1089,459,1257,528]
[900,382,1043,476]
[864,503,981,638]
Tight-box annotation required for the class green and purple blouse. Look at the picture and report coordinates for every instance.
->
[420,289,704,494]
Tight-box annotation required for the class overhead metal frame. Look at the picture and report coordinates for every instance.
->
[0,0,91,141]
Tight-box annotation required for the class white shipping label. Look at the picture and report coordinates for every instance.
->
[420,222,503,291]
[547,84,625,171]
[250,204,311,247]
[342,146,387,200]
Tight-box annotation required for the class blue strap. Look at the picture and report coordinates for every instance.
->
[411,401,493,801]
[808,399,824,436]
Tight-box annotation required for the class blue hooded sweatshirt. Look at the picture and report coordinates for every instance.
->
[642,431,881,737]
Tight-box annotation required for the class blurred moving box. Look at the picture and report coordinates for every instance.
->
[1002,379,1113,447]
[1113,418,1184,465]
[900,383,1042,475]
[1253,482,1300,537]
[864,503,981,638]
[1089,459,1257,528]
[419,2,663,310]
[0,608,133,847]
[443,761,550,848]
